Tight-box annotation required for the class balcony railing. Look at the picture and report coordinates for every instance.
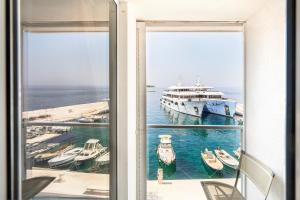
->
[24,121,243,130]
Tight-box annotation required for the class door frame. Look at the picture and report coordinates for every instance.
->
[136,20,246,200]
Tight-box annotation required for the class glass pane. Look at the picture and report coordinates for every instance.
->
[146,32,244,200]
[21,0,116,199]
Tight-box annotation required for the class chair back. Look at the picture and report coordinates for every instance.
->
[237,151,275,199]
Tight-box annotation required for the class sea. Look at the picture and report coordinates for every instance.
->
[24,86,243,179]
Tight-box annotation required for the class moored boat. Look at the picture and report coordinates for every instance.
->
[48,147,83,168]
[35,144,74,162]
[201,148,223,171]
[214,147,239,169]
[233,147,241,159]
[96,152,110,166]
[74,139,107,165]
[157,135,176,166]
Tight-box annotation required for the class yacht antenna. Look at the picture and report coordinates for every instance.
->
[177,75,182,86]
[196,76,201,86]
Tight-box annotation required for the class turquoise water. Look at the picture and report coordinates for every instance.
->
[147,89,241,180]
[25,87,242,179]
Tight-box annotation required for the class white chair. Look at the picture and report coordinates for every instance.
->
[201,151,275,200]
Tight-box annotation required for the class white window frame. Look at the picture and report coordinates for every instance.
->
[136,21,247,200]
[7,0,120,198]
[20,23,118,199]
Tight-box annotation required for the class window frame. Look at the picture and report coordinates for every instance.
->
[136,21,246,200]
[6,0,119,199]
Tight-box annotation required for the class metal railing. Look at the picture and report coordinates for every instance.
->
[24,121,243,130]
[147,124,242,129]
[23,121,110,128]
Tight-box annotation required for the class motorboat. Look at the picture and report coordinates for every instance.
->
[48,147,83,168]
[157,135,176,166]
[233,147,241,159]
[201,148,223,171]
[35,144,74,162]
[96,152,110,166]
[74,139,107,165]
[214,147,239,169]
[27,143,59,159]
[78,117,94,123]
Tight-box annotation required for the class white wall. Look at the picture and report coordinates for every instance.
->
[119,2,137,200]
[21,0,109,22]
[245,0,286,199]
[0,0,6,198]
[128,0,269,21]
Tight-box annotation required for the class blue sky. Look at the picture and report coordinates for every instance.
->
[24,32,109,87]
[146,32,244,89]
[24,31,243,89]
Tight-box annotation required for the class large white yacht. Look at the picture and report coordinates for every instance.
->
[161,82,236,117]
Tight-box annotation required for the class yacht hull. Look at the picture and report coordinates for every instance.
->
[161,100,205,117]
[203,100,236,117]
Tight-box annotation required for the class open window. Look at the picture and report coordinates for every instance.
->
[136,22,245,200]
[8,0,117,199]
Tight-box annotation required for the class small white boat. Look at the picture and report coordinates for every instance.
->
[233,147,241,159]
[214,147,239,169]
[78,117,94,123]
[96,152,110,166]
[35,144,74,162]
[201,148,223,171]
[27,143,59,158]
[48,147,83,168]
[157,135,176,166]
[74,139,107,164]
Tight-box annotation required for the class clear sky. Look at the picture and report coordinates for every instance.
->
[24,32,109,88]
[24,31,243,90]
[146,32,244,89]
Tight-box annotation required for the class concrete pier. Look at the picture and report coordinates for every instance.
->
[22,101,109,122]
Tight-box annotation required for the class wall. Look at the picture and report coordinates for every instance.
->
[0,0,6,198]
[245,0,286,199]
[119,2,137,200]
[21,0,109,22]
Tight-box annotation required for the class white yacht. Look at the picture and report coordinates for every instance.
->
[161,81,236,117]
[157,135,176,166]
[74,139,107,165]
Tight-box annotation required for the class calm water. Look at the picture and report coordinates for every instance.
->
[24,87,242,179]
[147,88,242,180]
[23,87,109,111]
